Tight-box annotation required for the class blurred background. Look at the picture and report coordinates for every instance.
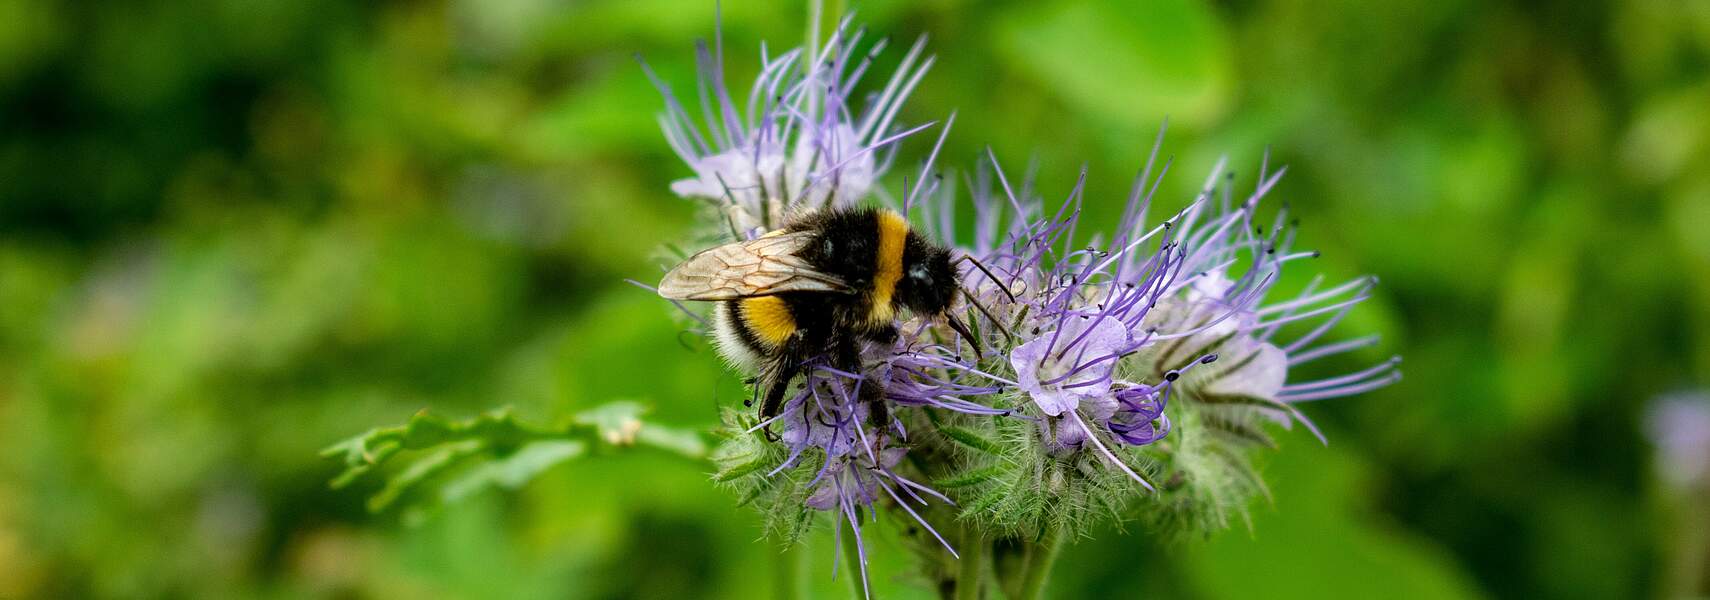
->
[2,0,1708,598]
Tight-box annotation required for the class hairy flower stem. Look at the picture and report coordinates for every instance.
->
[1016,527,1065,600]
[955,526,986,600]
[841,518,869,600]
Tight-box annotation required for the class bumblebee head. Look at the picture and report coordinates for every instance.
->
[896,234,958,317]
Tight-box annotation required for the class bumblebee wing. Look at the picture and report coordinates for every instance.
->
[658,232,850,300]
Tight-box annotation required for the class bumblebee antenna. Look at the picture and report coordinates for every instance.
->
[950,253,1016,343]
[959,287,1014,343]
[956,253,1016,303]
[943,312,982,356]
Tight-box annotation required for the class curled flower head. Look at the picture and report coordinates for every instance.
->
[641,15,935,239]
[1109,381,1171,446]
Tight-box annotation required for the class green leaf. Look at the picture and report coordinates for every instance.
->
[439,440,588,503]
[323,402,707,517]
[574,401,648,443]
[365,440,483,512]
[637,423,709,457]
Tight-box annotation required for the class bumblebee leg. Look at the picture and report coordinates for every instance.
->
[759,361,799,421]
[758,347,807,442]
[834,336,889,436]
[870,323,899,346]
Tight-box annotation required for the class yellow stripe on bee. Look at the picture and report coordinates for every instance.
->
[740,296,797,347]
[870,209,909,324]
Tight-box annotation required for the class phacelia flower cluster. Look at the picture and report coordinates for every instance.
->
[645,15,1400,589]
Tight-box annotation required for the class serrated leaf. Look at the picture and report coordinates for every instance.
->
[440,440,587,504]
[574,401,648,444]
[397,412,456,449]
[366,440,483,512]
[637,423,708,458]
[325,402,709,517]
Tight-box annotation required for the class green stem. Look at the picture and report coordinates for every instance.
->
[1016,526,1064,600]
[773,538,804,600]
[955,526,986,600]
[842,517,869,599]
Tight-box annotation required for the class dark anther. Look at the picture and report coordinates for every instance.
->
[1164,371,1180,382]
[1201,354,1219,364]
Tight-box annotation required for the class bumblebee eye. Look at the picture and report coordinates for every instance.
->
[908,264,931,283]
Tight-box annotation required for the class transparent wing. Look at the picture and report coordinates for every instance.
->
[657,232,851,301]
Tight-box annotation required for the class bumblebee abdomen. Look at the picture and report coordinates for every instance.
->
[711,302,759,371]
[713,297,799,372]
[739,296,798,346]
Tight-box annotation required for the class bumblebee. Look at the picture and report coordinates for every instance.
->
[658,207,978,430]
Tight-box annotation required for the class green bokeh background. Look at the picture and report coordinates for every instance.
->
[3,0,1707,598]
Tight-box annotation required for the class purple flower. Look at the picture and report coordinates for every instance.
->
[756,365,961,586]
[905,140,1400,474]
[1109,382,1171,446]
[1011,315,1131,418]
[640,15,935,239]
[654,13,1402,585]
[1648,392,1710,490]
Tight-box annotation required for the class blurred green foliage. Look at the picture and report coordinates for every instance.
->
[1,0,1706,598]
